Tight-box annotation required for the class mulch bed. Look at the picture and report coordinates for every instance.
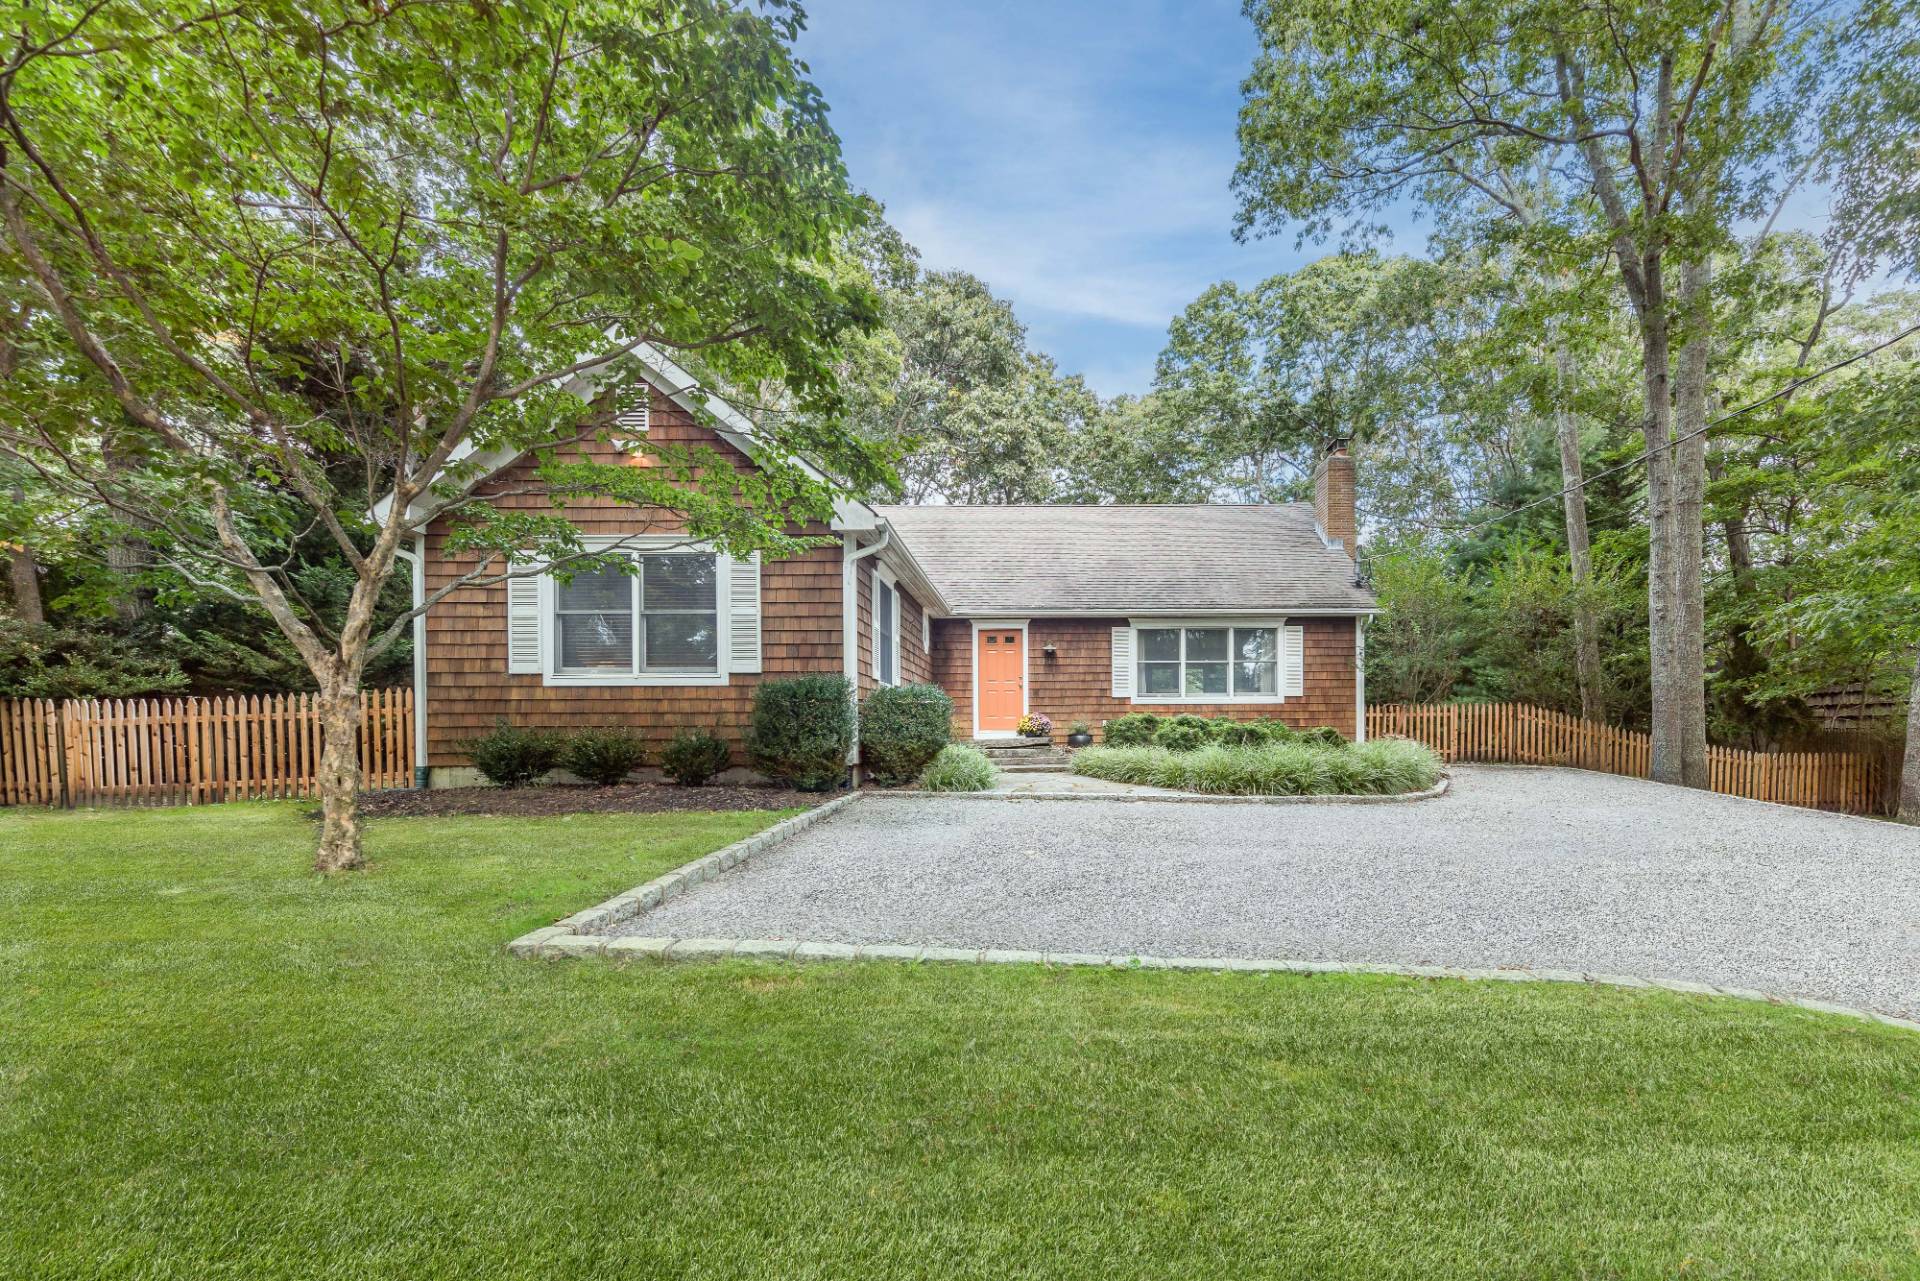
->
[353,781,836,819]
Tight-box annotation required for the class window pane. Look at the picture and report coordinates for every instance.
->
[555,564,629,612]
[1237,661,1278,695]
[1234,627,1278,663]
[558,611,633,671]
[643,613,718,670]
[1139,628,1180,662]
[1185,662,1230,696]
[1140,661,1180,695]
[1184,628,1228,661]
[641,554,716,610]
[878,582,897,683]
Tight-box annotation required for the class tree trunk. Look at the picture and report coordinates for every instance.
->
[1902,650,1920,824]
[6,486,44,624]
[1637,268,1686,785]
[1553,342,1603,721]
[1668,257,1712,787]
[314,682,366,872]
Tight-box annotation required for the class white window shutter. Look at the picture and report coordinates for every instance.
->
[1281,624,1305,697]
[1110,626,1134,698]
[506,565,541,674]
[728,553,762,673]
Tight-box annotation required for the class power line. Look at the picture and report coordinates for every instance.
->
[1391,320,1920,552]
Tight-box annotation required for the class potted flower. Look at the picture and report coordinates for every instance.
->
[1065,719,1093,748]
[1016,711,1053,740]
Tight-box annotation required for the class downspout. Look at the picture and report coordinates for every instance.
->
[1354,616,1368,743]
[393,537,430,788]
[841,526,892,774]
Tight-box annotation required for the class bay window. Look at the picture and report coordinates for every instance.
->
[1136,625,1280,701]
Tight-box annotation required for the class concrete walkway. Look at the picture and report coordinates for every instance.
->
[613,767,1920,1020]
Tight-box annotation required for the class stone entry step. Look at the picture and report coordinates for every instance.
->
[966,736,1053,749]
[998,762,1072,774]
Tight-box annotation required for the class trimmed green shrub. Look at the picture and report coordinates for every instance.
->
[748,675,854,792]
[1069,738,1440,796]
[1303,725,1349,748]
[461,719,565,788]
[561,728,648,786]
[1102,712,1161,747]
[1154,716,1212,752]
[920,743,995,792]
[860,683,953,785]
[1209,718,1274,747]
[660,729,731,787]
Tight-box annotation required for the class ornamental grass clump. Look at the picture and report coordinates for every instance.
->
[1069,736,1440,797]
[919,744,996,792]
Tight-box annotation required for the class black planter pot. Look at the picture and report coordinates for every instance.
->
[1067,731,1093,748]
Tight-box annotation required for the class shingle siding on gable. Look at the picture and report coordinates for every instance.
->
[420,385,841,769]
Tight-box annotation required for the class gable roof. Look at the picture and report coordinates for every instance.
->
[371,341,881,533]
[872,503,1375,617]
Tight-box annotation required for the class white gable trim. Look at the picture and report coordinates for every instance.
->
[372,341,881,534]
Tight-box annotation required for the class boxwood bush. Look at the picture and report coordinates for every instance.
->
[1153,714,1214,752]
[561,727,648,786]
[1069,737,1440,797]
[1102,712,1161,747]
[747,675,854,792]
[461,720,565,788]
[660,729,731,787]
[860,683,953,785]
[919,743,995,792]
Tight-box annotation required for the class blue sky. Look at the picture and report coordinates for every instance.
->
[794,1,1858,401]
[795,0,1329,397]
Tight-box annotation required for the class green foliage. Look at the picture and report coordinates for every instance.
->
[660,730,732,788]
[1154,716,1214,752]
[859,683,953,785]
[0,619,187,699]
[748,676,853,792]
[1071,739,1440,796]
[1102,712,1162,747]
[461,721,565,789]
[561,728,649,787]
[919,744,996,792]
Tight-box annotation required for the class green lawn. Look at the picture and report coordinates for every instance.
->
[3,804,1918,1280]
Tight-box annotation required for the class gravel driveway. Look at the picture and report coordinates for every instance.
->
[613,767,1920,1018]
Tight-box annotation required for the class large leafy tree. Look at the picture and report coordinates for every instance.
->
[0,0,885,870]
[1232,0,1877,787]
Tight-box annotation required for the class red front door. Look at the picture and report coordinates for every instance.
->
[977,629,1024,733]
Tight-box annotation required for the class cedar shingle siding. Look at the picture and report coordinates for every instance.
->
[421,379,1366,776]
[422,389,841,768]
[930,617,1360,743]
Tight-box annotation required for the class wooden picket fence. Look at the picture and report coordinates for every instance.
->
[0,690,413,808]
[1367,701,1893,815]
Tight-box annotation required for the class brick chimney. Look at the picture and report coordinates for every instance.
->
[1312,439,1357,558]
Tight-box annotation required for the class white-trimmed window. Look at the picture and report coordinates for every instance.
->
[554,551,719,677]
[1133,624,1282,702]
[873,568,901,686]
[519,535,749,687]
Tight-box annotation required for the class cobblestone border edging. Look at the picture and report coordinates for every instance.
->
[515,930,1920,1034]
[505,791,864,956]
[922,776,1453,804]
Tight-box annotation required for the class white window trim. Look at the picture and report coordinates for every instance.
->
[541,535,731,687]
[872,565,903,688]
[1124,617,1286,705]
[968,618,1030,738]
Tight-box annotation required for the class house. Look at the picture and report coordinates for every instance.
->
[391,348,1376,785]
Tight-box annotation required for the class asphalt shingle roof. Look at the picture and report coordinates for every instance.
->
[875,503,1376,616]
